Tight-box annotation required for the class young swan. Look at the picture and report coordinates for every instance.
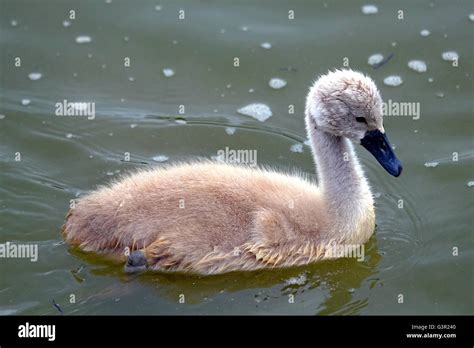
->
[62,69,402,275]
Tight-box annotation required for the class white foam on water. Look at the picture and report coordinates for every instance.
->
[62,20,71,28]
[237,103,272,122]
[10,20,18,27]
[175,119,187,125]
[28,72,42,81]
[467,181,474,187]
[442,51,459,61]
[383,75,403,86]
[420,29,430,37]
[248,88,255,93]
[408,60,427,73]
[368,53,384,66]
[225,127,236,135]
[128,77,135,82]
[304,139,311,146]
[424,162,439,168]
[260,42,272,49]
[469,14,474,22]
[241,26,248,31]
[66,133,73,139]
[290,143,304,153]
[152,155,169,162]
[75,35,92,44]
[130,124,137,128]
[285,273,307,285]
[361,5,378,15]
[269,78,287,89]
[163,68,175,77]
[155,5,162,11]
[21,99,31,106]
[0,115,5,120]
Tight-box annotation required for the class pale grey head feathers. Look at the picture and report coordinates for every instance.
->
[305,69,385,142]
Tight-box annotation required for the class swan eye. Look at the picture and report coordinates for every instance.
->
[356,117,367,124]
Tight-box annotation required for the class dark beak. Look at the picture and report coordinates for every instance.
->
[360,130,402,177]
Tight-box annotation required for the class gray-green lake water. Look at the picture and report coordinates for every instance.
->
[0,0,473,315]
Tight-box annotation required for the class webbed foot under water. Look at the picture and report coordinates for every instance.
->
[124,250,148,273]
[62,69,402,275]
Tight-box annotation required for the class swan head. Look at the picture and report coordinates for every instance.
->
[305,69,402,177]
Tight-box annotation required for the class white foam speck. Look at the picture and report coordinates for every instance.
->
[424,162,439,168]
[76,35,92,44]
[66,133,73,139]
[10,20,18,27]
[408,60,427,73]
[175,119,187,125]
[62,20,71,28]
[435,92,445,98]
[442,51,459,61]
[383,75,403,86]
[237,103,272,122]
[248,88,255,93]
[428,77,434,83]
[469,14,474,22]
[0,114,5,120]
[420,29,430,37]
[128,76,135,82]
[269,78,287,89]
[226,84,232,89]
[361,5,378,15]
[28,72,42,81]
[225,127,236,135]
[368,53,384,66]
[467,181,474,187]
[152,155,169,162]
[290,143,304,153]
[123,36,130,42]
[21,99,31,106]
[304,139,311,146]
[155,5,162,11]
[285,273,307,285]
[163,68,175,77]
[241,26,248,31]
[260,42,272,49]
[373,192,381,199]
[130,124,137,128]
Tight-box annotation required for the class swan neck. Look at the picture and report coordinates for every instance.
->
[308,127,373,211]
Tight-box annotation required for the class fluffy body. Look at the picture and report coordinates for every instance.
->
[63,69,382,275]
